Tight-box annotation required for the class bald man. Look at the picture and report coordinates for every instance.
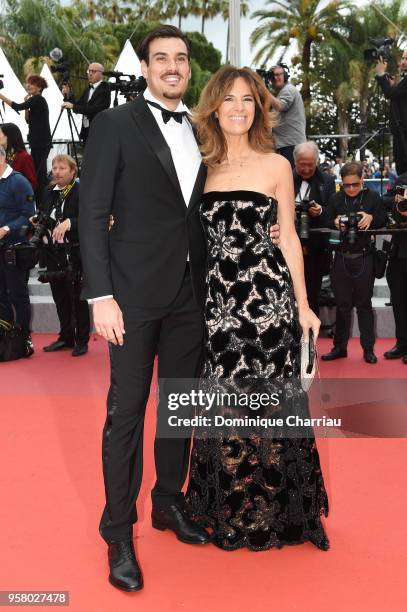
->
[62,62,111,143]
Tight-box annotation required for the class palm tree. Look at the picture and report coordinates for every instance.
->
[250,0,350,113]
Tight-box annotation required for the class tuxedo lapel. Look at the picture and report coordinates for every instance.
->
[187,162,207,213]
[131,98,184,202]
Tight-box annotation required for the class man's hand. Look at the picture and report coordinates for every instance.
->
[269,222,280,245]
[308,202,322,217]
[62,101,74,110]
[375,57,388,76]
[52,219,70,242]
[93,298,125,346]
[358,212,373,230]
[0,227,9,240]
[334,215,342,230]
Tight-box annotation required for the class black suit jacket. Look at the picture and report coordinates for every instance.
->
[78,96,207,309]
[40,181,80,242]
[72,82,111,128]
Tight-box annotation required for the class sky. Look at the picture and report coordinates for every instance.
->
[171,0,267,68]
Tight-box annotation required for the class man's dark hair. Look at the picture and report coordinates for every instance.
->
[340,161,363,179]
[137,25,191,65]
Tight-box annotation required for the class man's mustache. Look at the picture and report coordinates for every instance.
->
[161,72,182,78]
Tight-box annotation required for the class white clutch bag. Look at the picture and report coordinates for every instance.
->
[300,330,317,392]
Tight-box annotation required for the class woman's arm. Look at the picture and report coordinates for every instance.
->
[273,155,320,337]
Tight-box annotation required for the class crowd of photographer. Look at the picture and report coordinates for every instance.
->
[1,47,407,365]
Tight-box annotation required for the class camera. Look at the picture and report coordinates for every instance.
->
[256,64,289,89]
[364,37,395,63]
[0,74,4,90]
[338,212,363,245]
[28,211,56,248]
[395,185,407,213]
[295,198,316,240]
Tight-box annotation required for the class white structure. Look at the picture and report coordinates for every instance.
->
[40,63,82,142]
[0,47,29,139]
[110,39,142,107]
[228,0,241,67]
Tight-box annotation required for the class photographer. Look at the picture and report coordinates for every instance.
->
[38,155,90,356]
[267,65,306,166]
[321,161,387,364]
[61,63,111,144]
[293,141,336,315]
[0,75,51,196]
[375,49,407,174]
[381,172,407,363]
[0,144,35,355]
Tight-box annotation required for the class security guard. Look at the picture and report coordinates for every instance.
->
[321,161,387,363]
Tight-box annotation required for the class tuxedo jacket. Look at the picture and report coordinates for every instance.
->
[78,95,207,310]
[72,82,111,128]
[40,181,80,242]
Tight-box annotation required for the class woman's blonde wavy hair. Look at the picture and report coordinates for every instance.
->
[192,65,278,167]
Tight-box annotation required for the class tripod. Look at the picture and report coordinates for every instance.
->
[50,103,81,171]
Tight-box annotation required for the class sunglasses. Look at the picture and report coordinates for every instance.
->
[342,181,362,188]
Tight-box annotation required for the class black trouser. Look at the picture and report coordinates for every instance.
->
[304,251,328,316]
[49,277,90,346]
[99,266,204,543]
[393,134,407,175]
[331,252,375,351]
[30,145,50,198]
[46,247,90,346]
[0,259,31,332]
[386,257,407,350]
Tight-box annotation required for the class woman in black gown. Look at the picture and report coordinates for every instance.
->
[185,66,329,552]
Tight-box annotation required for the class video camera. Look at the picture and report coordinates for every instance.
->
[106,74,147,101]
[49,48,71,84]
[256,63,289,89]
[364,37,395,63]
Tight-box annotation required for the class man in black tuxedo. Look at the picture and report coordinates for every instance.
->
[79,26,210,593]
[62,63,111,144]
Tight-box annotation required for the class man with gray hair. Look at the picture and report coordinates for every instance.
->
[0,144,36,355]
[267,65,306,166]
[293,141,336,315]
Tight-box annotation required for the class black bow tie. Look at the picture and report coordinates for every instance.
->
[146,99,187,124]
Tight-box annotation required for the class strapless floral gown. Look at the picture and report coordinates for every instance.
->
[185,191,329,552]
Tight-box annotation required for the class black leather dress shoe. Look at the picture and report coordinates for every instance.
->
[383,345,407,359]
[152,504,210,545]
[364,350,378,364]
[108,540,143,592]
[43,339,74,352]
[72,344,88,357]
[321,347,347,361]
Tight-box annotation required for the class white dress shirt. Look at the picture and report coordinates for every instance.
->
[90,88,202,303]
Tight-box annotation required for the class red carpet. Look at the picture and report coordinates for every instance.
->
[1,335,406,611]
